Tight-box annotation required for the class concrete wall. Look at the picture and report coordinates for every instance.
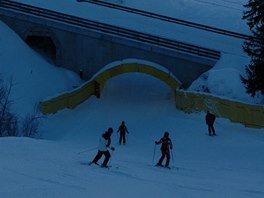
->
[175,90,264,128]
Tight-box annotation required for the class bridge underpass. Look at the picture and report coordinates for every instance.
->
[25,35,57,64]
[40,60,182,114]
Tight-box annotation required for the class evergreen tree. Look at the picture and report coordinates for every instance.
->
[241,0,264,97]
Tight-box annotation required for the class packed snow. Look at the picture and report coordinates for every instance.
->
[0,0,264,198]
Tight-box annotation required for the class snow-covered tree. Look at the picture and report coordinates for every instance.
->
[241,0,264,97]
[0,77,41,137]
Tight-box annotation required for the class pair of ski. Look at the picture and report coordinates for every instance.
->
[87,162,177,170]
[149,164,179,170]
[155,164,171,169]
[88,162,118,169]
[206,133,217,137]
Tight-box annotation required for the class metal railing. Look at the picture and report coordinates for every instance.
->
[78,0,253,40]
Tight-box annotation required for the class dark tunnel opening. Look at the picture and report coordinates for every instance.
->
[25,36,56,64]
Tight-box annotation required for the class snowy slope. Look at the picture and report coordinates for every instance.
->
[0,0,264,198]
[0,21,83,116]
[1,73,264,198]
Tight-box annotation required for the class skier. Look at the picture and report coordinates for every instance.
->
[205,111,216,136]
[89,127,115,168]
[155,132,173,168]
[117,121,129,145]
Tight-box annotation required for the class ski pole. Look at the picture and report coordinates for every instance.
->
[126,132,128,145]
[108,148,115,166]
[152,144,157,165]
[77,146,97,154]
[215,121,225,130]
[116,132,119,145]
[170,149,175,167]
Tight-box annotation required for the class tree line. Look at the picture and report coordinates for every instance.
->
[0,77,41,137]
[242,0,264,97]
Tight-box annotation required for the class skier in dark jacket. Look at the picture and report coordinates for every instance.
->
[117,121,129,145]
[90,127,115,168]
[205,111,216,136]
[155,132,173,168]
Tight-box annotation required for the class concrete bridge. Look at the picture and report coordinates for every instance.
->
[0,0,221,88]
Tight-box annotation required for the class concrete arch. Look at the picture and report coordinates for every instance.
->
[41,60,182,114]
[93,61,182,91]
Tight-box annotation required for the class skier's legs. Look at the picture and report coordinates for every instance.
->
[119,133,126,144]
[122,132,126,144]
[208,125,212,135]
[92,150,103,163]
[102,150,111,166]
[208,124,215,135]
[165,151,171,167]
[211,124,216,135]
[157,150,166,165]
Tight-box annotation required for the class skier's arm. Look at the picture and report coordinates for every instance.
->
[106,137,111,147]
[213,115,216,123]
[205,115,209,124]
[155,138,162,144]
[125,126,129,133]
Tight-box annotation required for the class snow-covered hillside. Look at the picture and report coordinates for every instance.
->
[0,22,82,117]
[1,71,264,198]
[0,1,264,198]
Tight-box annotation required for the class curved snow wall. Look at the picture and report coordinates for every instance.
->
[175,91,264,128]
[40,63,181,115]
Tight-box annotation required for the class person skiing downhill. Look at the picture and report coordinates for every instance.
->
[155,132,173,168]
[117,121,129,145]
[90,127,115,168]
[205,111,216,136]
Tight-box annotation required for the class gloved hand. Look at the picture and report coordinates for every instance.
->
[111,147,115,151]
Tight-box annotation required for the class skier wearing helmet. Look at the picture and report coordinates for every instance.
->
[155,132,173,168]
[89,127,115,168]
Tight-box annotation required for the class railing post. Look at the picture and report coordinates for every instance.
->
[94,80,100,98]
